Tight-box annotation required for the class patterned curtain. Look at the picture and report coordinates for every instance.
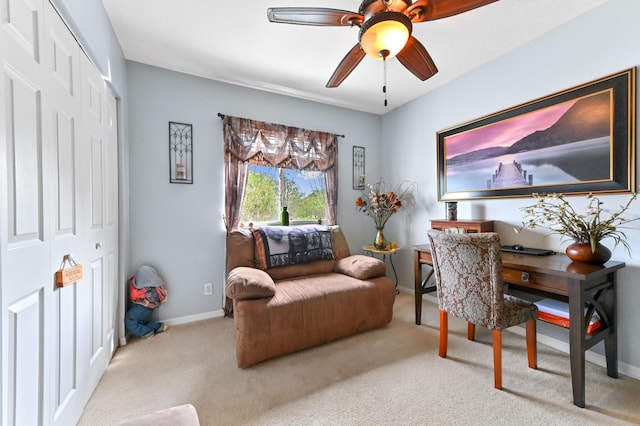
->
[223,115,339,230]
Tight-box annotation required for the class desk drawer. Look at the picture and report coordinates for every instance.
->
[503,268,569,296]
[418,251,433,263]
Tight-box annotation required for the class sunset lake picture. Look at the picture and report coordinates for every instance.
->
[444,91,611,193]
[437,68,635,200]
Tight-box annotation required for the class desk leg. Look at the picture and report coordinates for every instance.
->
[604,274,619,379]
[414,251,422,325]
[568,280,586,408]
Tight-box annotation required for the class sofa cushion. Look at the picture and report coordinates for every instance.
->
[330,226,350,259]
[226,267,276,300]
[334,255,386,280]
[252,225,334,269]
[226,228,255,270]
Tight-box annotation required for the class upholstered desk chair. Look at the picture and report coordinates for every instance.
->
[426,230,538,389]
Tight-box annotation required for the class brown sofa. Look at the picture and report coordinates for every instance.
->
[225,225,396,368]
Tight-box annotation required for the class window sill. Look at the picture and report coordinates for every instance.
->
[241,219,327,228]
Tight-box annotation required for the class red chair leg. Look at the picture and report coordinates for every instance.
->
[493,330,502,390]
[439,310,448,358]
[468,322,475,341]
[526,318,537,369]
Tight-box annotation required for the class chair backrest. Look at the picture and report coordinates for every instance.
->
[426,230,504,329]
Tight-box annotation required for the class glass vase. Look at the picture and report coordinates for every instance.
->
[374,227,387,250]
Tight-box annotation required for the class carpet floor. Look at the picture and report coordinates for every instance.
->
[78,293,640,425]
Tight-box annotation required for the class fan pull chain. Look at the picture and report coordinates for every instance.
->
[379,49,390,107]
[383,56,388,107]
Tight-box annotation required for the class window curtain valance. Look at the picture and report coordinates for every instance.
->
[224,116,337,171]
[223,115,339,231]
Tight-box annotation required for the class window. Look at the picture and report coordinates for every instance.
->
[239,165,328,226]
[223,115,338,231]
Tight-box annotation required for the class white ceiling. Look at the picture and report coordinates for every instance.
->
[102,0,608,115]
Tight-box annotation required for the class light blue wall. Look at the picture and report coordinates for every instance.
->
[382,0,640,373]
[126,62,382,321]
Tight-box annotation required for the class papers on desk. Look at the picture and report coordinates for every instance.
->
[534,298,602,335]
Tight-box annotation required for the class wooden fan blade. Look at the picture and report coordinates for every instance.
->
[267,7,363,26]
[396,37,438,81]
[326,44,366,88]
[406,0,498,23]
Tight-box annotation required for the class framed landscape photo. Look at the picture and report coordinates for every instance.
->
[437,68,636,201]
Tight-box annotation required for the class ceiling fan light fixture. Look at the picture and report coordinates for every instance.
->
[359,11,411,60]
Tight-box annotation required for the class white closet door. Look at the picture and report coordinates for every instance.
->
[77,49,110,407]
[0,0,50,424]
[103,88,119,358]
[1,1,120,425]
[42,2,85,425]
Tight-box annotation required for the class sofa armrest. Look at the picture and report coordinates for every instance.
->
[334,255,386,280]
[226,267,276,300]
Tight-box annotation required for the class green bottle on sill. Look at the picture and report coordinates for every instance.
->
[281,206,289,226]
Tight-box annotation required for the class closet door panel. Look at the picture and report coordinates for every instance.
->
[7,290,45,426]
[4,66,43,244]
[52,109,75,235]
[53,284,77,421]
[103,90,118,355]
[43,2,84,424]
[78,51,109,404]
[1,0,41,62]
[0,2,49,424]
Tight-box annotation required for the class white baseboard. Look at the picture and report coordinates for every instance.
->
[118,309,226,346]
[164,309,226,326]
[398,286,640,381]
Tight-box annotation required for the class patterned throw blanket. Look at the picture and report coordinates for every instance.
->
[252,225,334,269]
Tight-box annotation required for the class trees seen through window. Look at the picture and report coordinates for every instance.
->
[239,164,327,226]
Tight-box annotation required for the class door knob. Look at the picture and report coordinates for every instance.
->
[96,242,102,249]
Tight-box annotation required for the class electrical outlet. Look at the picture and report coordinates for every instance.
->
[204,283,213,296]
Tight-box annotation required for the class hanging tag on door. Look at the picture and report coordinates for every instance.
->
[55,254,83,288]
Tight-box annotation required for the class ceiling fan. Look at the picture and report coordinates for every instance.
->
[267,0,498,88]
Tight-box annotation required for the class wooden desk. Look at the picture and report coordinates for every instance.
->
[430,219,494,233]
[411,244,625,408]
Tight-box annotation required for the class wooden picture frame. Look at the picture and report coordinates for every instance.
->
[437,68,636,201]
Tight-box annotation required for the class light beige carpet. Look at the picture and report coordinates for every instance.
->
[79,293,640,425]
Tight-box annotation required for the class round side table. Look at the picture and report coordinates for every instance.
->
[362,245,400,292]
